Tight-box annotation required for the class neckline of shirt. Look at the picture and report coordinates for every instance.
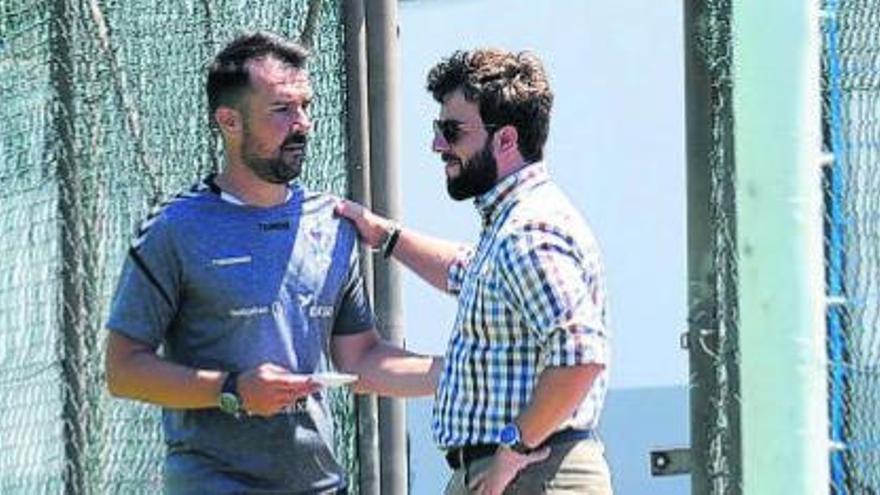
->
[204,174,294,207]
[475,161,549,226]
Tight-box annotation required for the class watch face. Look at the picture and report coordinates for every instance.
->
[219,392,240,415]
[499,424,520,445]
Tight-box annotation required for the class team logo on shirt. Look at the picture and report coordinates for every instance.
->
[259,220,290,232]
[229,305,270,317]
[297,292,333,318]
[309,305,334,318]
[212,255,252,266]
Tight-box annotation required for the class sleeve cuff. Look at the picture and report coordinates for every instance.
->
[543,324,609,368]
[446,245,474,294]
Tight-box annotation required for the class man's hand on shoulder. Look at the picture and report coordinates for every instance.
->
[334,199,393,249]
[237,363,320,417]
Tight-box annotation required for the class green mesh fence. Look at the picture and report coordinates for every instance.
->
[823,0,880,493]
[691,0,880,493]
[0,1,356,493]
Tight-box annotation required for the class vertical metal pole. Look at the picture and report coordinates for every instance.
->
[684,1,719,493]
[344,1,380,494]
[298,0,323,50]
[365,0,407,493]
[732,0,830,493]
[50,0,87,493]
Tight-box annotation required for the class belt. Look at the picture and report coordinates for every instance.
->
[444,428,596,470]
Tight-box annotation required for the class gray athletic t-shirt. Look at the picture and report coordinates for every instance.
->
[107,178,373,494]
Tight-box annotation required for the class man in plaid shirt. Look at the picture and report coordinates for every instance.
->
[337,48,612,494]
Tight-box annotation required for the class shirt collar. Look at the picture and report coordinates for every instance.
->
[205,173,294,206]
[474,161,549,226]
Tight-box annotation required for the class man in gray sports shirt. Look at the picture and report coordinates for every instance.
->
[105,31,441,494]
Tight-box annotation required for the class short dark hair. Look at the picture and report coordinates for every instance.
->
[426,48,553,163]
[207,31,309,117]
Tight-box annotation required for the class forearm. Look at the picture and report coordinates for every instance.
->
[106,333,224,409]
[515,364,603,447]
[357,341,442,397]
[336,337,442,397]
[391,226,464,292]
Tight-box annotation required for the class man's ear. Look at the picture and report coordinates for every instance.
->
[215,107,242,136]
[494,124,519,156]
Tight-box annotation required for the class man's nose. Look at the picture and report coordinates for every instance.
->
[432,131,449,153]
[291,110,312,132]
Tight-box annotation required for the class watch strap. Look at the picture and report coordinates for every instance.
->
[222,371,239,396]
[500,423,532,454]
[509,439,532,455]
[218,371,242,416]
[377,222,402,258]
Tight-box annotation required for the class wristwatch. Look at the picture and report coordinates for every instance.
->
[377,221,402,259]
[498,422,531,454]
[218,371,242,417]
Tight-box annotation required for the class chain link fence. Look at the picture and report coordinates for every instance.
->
[693,0,880,493]
[823,0,880,493]
[0,0,356,492]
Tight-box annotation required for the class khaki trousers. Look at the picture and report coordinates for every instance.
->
[443,440,613,495]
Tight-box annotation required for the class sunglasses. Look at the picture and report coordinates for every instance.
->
[433,119,500,144]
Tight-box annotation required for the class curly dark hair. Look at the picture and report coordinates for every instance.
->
[207,31,309,117]
[426,48,553,163]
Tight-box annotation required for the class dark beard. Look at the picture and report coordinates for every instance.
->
[446,143,498,201]
[242,128,307,184]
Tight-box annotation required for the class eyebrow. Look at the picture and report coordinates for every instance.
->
[269,93,313,105]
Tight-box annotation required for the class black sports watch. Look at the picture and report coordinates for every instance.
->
[498,422,531,454]
[218,371,242,417]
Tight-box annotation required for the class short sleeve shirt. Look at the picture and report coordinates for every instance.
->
[106,177,373,493]
[433,163,610,449]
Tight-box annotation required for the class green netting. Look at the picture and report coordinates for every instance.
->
[0,1,356,493]
[823,1,880,493]
[693,0,880,492]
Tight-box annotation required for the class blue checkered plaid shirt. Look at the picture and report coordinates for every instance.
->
[431,162,610,449]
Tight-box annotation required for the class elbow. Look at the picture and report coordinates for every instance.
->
[106,374,124,398]
[106,382,126,399]
[332,331,382,375]
[105,359,129,398]
[334,351,363,375]
[104,338,138,399]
